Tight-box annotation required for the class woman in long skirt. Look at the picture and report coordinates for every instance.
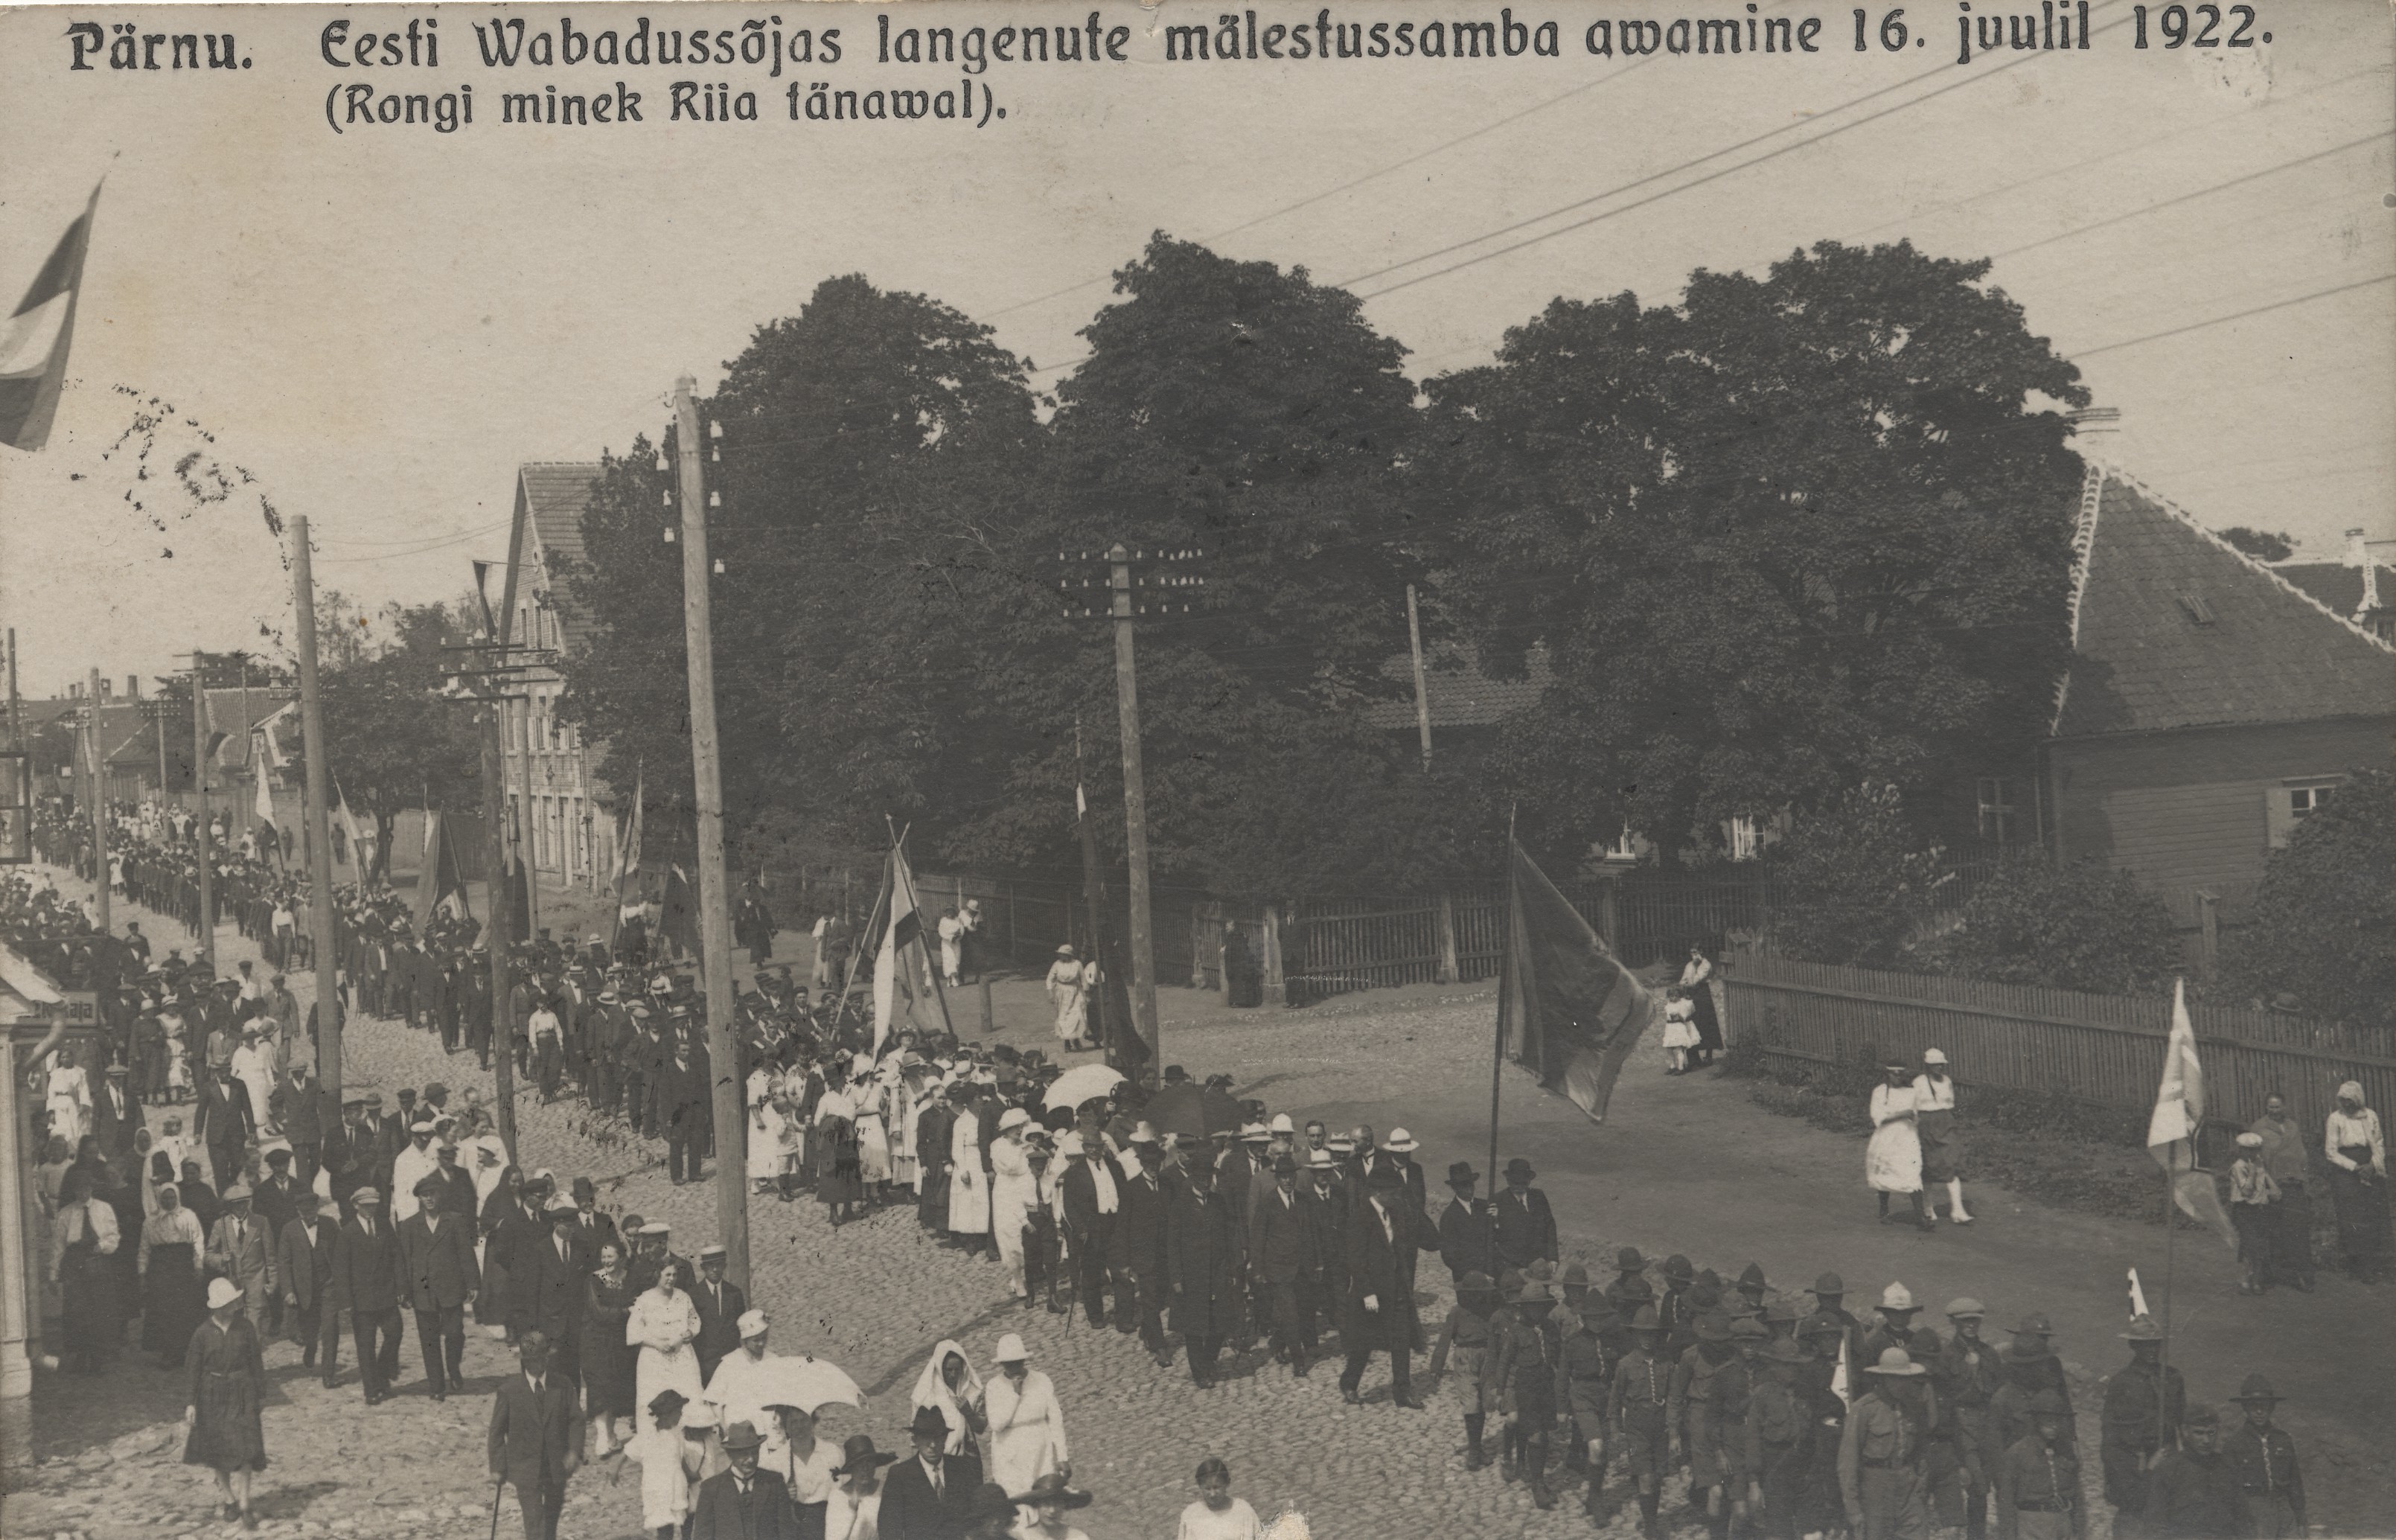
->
[747,1065,786,1196]
[2325,1081,2389,1285]
[815,1070,865,1224]
[947,1100,991,1251]
[51,1168,122,1374]
[185,1278,267,1529]
[1681,946,1723,1065]
[1865,1061,1932,1230]
[1045,948,1090,1053]
[141,1181,210,1366]
[855,1058,894,1198]
[582,1241,643,1456]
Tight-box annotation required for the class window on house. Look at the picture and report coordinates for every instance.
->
[1976,778,2017,844]
[1726,814,1761,861]
[2266,778,2343,849]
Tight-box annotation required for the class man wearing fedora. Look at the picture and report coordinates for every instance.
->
[1438,1161,1496,1285]
[1992,1389,2084,1540]
[879,1403,983,1540]
[1339,1160,1439,1410]
[1493,1156,1559,1275]
[690,1419,799,1540]
[488,1331,585,1540]
[1839,1346,1935,1540]
[2224,1376,2304,1539]
[2100,1314,2184,1524]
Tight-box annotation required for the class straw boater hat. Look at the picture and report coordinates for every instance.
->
[738,1309,768,1339]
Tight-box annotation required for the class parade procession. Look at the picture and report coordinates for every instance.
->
[2,4,2392,1539]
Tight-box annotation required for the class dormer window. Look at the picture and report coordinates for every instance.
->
[2176,593,2215,626]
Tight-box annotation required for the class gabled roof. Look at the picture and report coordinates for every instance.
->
[513,461,605,651]
[1361,644,1553,732]
[2053,468,2395,739]
[2274,560,2393,622]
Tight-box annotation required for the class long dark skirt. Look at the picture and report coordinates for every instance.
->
[184,1317,268,1473]
[817,1119,863,1207]
[1689,982,1723,1053]
[583,1280,640,1420]
[143,1244,207,1358]
[919,1166,951,1230]
[2328,1151,2390,1261]
[60,1246,120,1360]
[2271,1184,2317,1282]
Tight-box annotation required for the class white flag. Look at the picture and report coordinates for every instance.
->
[2127,1268,2150,1319]
[870,843,925,1055]
[2148,979,2237,1250]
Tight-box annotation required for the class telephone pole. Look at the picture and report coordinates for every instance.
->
[671,375,748,1291]
[84,668,109,937]
[289,517,345,1095]
[191,651,217,974]
[1105,547,1160,1087]
[1406,584,1434,772]
[479,694,520,1164]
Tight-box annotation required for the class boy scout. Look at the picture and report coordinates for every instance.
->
[1993,1389,2084,1540]
[2101,1315,2184,1521]
[1840,1346,1936,1540]
[2224,1377,2304,1539]
[1744,1335,1814,1540]
[1426,1271,1500,1472]
[1489,1278,1565,1509]
[1608,1305,1675,1540]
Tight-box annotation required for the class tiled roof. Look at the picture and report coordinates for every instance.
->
[2273,560,2393,622]
[518,462,605,651]
[1361,644,1552,731]
[2054,470,2395,739]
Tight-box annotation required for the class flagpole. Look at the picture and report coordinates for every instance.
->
[834,835,894,1038]
[895,824,956,1041]
[1488,805,1516,1217]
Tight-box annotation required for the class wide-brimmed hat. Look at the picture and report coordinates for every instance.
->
[834,1435,900,1477]
[1865,1347,1927,1377]
[2232,1375,2282,1405]
[1663,1255,1696,1282]
[2026,1388,2071,1416]
[1879,1282,1915,1311]
[1629,1306,1663,1332]
[2121,1314,2165,1342]
[1015,1472,1093,1508]
[1304,1148,1335,1170]
[1614,1276,1655,1303]
[1762,1337,1809,1364]
[997,1107,1030,1133]
[1504,1157,1536,1179]
[1446,1160,1479,1186]
[1616,1247,1647,1271]
[1382,1128,1420,1152]
[1561,1262,1590,1287]
[719,1420,766,1451]
[1812,1272,1845,1296]
[1695,1311,1734,1343]
[737,1309,768,1338]
[2004,1336,2054,1364]
[1736,1262,1768,1291]
[205,1277,243,1310]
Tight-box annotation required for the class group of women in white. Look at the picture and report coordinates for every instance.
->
[1865,1047,1975,1229]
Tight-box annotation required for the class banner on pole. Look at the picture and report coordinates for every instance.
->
[1498,839,1661,1123]
[2147,978,2238,1250]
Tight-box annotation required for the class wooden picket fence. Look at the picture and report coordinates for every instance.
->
[1724,952,2396,1143]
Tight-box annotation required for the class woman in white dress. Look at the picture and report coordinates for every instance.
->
[948,1101,991,1245]
[1044,947,1089,1053]
[988,1111,1039,1304]
[890,1067,921,1194]
[853,1055,892,1198]
[937,908,965,989]
[43,1044,92,1148]
[983,1335,1068,1498]
[231,1029,277,1137]
[1866,1058,1933,1230]
[746,1064,786,1195]
[627,1262,706,1410]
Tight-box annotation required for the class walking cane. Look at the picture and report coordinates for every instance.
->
[488,1473,505,1540]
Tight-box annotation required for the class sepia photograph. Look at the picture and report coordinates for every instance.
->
[0,2,2390,1536]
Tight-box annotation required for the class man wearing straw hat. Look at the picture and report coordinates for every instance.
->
[1838,1346,1935,1540]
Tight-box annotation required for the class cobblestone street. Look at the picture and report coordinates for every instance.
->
[11,875,2391,1539]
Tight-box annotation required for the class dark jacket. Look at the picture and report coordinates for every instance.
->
[397,1211,482,1311]
[90,1076,142,1164]
[1058,1154,1126,1248]
[277,1212,338,1310]
[877,1450,983,1540]
[689,1467,798,1540]
[1164,1186,1242,1340]
[487,1371,584,1489]
[1493,1186,1559,1268]
[1343,1191,1439,1352]
[269,1073,331,1146]
[1114,1167,1168,1274]
[692,1277,747,1368]
[329,1212,403,1313]
[1250,1186,1320,1285]
[514,1227,587,1343]
[1438,1195,1497,1280]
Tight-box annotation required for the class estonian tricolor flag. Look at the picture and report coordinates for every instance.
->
[0,185,100,453]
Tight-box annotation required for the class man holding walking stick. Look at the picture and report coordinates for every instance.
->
[488,1331,584,1540]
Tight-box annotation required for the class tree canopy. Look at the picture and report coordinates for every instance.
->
[2220,767,2395,1030]
[305,599,482,884]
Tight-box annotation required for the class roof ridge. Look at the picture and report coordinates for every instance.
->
[2099,461,2396,656]
[2050,459,2107,735]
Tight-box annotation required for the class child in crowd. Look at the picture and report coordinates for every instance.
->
[617,1388,697,1540]
[2229,1131,2281,1296]
[1660,988,1699,1076]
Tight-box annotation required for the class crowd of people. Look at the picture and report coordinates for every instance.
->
[10,798,2372,1540]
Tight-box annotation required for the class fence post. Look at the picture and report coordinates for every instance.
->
[2196,890,2220,980]
[1262,904,1285,1005]
[1436,892,1459,985]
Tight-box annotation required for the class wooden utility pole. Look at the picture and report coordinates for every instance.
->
[1406,583,1434,772]
[479,695,519,1163]
[1107,545,1160,1085]
[85,668,109,937]
[6,627,20,751]
[288,517,345,1095]
[191,651,216,974]
[672,375,749,1291]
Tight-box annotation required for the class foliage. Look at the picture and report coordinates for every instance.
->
[304,601,482,884]
[1422,240,2086,861]
[1916,857,2183,995]
[2217,525,2294,563]
[1763,782,1949,966]
[2220,767,2395,1030]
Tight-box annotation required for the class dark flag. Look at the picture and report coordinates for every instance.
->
[412,811,470,931]
[661,863,702,963]
[1077,782,1145,1075]
[0,185,98,452]
[1498,839,1661,1123]
[507,852,534,942]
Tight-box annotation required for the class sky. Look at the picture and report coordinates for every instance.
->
[1,0,2389,696]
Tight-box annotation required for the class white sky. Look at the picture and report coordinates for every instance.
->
[1,0,2389,694]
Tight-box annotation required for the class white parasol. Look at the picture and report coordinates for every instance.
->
[1041,1062,1125,1114]
[754,1357,861,1416]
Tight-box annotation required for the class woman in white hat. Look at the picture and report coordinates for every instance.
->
[1911,1049,1972,1224]
[1045,945,1090,1053]
[184,1276,267,1528]
[983,1333,1070,1501]
[854,1052,895,1204]
[990,1109,1040,1305]
[627,1230,705,1410]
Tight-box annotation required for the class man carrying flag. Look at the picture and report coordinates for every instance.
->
[1,183,98,453]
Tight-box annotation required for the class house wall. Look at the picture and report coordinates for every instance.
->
[2048,715,2392,929]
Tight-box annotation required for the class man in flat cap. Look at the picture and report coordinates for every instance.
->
[330,1186,406,1404]
[399,1172,479,1400]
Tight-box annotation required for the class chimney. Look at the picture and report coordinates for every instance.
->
[98,677,112,700]
[127,674,140,700]
[68,682,80,699]
[2355,529,2384,619]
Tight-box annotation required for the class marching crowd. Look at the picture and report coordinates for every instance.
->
[12,799,2368,1540]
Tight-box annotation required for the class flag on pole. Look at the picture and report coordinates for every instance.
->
[333,778,373,878]
[412,811,468,930]
[2148,978,2238,1250]
[1498,838,1664,1122]
[0,184,99,453]
[871,841,927,1054]
[610,766,644,945]
[252,745,275,828]
[2127,1268,2150,1319]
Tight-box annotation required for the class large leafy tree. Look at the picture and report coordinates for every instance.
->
[307,601,482,884]
[1424,240,2087,862]
[2220,767,2395,1029]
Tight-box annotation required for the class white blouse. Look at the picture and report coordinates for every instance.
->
[2326,1107,2386,1174]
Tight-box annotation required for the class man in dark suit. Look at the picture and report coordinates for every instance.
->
[515,1198,587,1388]
[567,1176,618,1262]
[329,1185,407,1403]
[90,1064,141,1170]
[1057,1133,1125,1330]
[269,1062,333,1186]
[253,1147,305,1239]
[1251,1154,1324,1378]
[662,1031,712,1184]
[278,1194,342,1379]
[1113,1133,1170,1361]
[487,1332,584,1540]
[691,1242,747,1385]
[427,1140,479,1222]
[398,1173,481,1400]
[690,1420,798,1540]
[1165,1157,1242,1390]
[1437,1160,1498,1285]
[195,1062,254,1192]
[1341,1160,1440,1410]
[878,1405,983,1540]
[1493,1156,1559,1272]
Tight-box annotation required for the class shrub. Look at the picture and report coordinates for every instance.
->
[2220,767,2395,1031]
[1915,857,2182,995]
[1764,782,1947,968]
